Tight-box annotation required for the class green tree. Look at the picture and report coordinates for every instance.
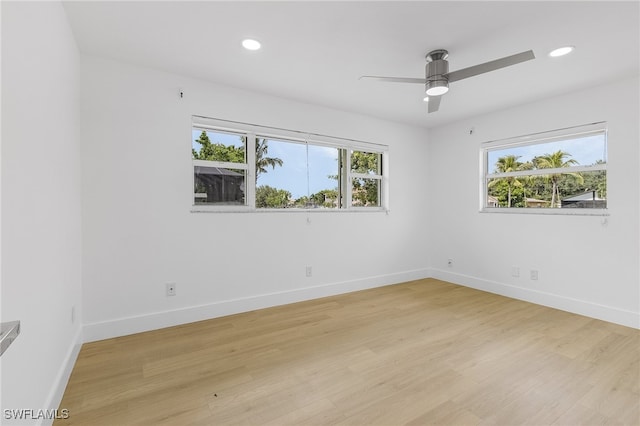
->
[309,189,339,208]
[534,150,584,208]
[582,160,607,198]
[351,151,380,206]
[294,196,310,208]
[351,151,379,174]
[488,155,524,207]
[192,131,245,162]
[256,185,291,208]
[255,138,283,180]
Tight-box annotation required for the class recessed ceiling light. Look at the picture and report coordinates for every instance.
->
[549,46,574,57]
[242,39,261,51]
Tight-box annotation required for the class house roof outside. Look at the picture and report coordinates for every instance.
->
[194,166,243,177]
[562,191,604,202]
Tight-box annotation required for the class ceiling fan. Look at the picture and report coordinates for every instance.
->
[360,49,535,113]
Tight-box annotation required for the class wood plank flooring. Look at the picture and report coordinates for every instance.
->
[55,279,639,425]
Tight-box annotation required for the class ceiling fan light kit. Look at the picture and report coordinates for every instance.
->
[425,81,449,96]
[361,48,535,114]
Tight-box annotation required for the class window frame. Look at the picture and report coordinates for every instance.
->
[479,122,608,216]
[191,116,389,213]
[348,149,384,209]
[191,125,255,211]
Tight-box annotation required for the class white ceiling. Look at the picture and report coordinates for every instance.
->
[63,1,639,129]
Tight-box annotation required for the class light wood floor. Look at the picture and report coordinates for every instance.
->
[56,279,639,426]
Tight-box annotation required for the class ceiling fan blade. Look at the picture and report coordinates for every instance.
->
[359,76,426,84]
[445,50,535,83]
[427,95,442,113]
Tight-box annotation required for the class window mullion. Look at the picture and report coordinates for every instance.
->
[193,159,248,170]
[345,149,352,209]
[382,151,389,210]
[246,133,256,209]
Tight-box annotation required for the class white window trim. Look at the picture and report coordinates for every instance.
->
[480,122,608,215]
[191,116,389,213]
[193,159,248,170]
[481,122,607,150]
[480,207,610,217]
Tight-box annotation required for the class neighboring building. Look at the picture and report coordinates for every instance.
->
[525,198,549,208]
[561,191,606,208]
[487,196,547,208]
[194,166,245,204]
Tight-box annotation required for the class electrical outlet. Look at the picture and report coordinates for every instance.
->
[306,266,312,277]
[166,283,176,296]
[530,270,539,281]
[511,266,520,277]
[447,259,453,267]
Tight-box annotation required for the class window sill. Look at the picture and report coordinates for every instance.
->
[480,208,609,216]
[191,206,389,214]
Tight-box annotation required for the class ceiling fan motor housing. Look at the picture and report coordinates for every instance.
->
[425,50,449,95]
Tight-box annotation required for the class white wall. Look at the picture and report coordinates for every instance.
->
[427,76,640,328]
[80,56,431,341]
[1,2,83,424]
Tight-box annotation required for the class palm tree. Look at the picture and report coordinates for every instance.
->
[535,150,584,208]
[488,155,523,207]
[255,138,283,180]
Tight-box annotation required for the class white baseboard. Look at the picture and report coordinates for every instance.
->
[430,268,640,329]
[83,267,638,343]
[83,268,432,342]
[39,326,83,426]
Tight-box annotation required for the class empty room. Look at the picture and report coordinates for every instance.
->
[1,1,639,425]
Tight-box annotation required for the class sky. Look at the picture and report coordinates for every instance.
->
[192,130,339,199]
[258,140,339,199]
[487,134,606,173]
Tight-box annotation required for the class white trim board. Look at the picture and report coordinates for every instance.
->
[82,268,432,342]
[83,267,638,343]
[39,327,83,426]
[430,268,639,330]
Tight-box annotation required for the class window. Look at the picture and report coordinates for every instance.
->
[192,129,248,206]
[350,150,382,208]
[191,116,388,212]
[481,122,607,213]
[254,138,342,209]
